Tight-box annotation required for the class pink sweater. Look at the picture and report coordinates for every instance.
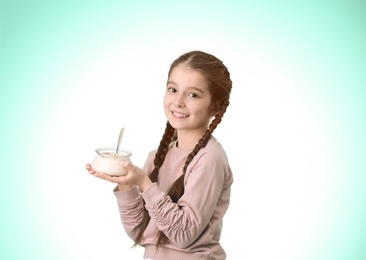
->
[113,136,233,260]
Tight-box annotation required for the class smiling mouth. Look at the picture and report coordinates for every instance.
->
[172,111,188,118]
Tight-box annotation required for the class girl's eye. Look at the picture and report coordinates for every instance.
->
[167,87,176,93]
[188,92,198,98]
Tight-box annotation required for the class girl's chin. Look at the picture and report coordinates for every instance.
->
[168,121,182,129]
[167,119,190,130]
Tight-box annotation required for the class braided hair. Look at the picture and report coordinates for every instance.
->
[134,50,232,247]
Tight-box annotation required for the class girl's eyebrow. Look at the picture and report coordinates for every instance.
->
[167,81,176,86]
[187,87,204,94]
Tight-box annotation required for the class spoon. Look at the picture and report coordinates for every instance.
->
[116,127,125,154]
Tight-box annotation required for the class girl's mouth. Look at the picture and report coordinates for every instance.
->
[172,111,188,118]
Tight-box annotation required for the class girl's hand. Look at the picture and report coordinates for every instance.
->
[85,162,128,183]
[117,160,153,192]
[85,163,97,176]
[85,162,152,191]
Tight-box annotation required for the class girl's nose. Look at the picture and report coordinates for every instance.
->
[174,94,185,107]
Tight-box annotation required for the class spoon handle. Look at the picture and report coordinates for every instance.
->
[116,127,125,154]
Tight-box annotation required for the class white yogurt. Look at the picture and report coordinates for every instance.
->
[91,147,132,176]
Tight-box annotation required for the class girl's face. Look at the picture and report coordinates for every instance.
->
[164,64,214,135]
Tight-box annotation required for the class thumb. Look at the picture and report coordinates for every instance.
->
[120,159,133,169]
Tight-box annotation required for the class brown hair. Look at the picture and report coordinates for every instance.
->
[134,50,232,247]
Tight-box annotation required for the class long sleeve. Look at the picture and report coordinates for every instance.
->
[113,186,145,241]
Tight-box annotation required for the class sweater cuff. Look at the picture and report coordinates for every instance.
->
[113,185,140,201]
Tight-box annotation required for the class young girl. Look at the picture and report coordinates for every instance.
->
[86,50,233,260]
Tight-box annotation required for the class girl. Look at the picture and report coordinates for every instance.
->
[86,50,233,260]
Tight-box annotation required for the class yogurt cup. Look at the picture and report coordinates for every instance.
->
[91,146,132,176]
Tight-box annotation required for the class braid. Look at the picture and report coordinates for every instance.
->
[150,122,175,182]
[182,104,227,175]
[133,121,175,246]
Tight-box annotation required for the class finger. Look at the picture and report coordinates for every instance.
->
[94,172,126,184]
[120,159,133,170]
[85,163,96,174]
[94,171,109,180]
[109,175,127,184]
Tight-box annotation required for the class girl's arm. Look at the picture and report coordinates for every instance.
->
[142,150,232,248]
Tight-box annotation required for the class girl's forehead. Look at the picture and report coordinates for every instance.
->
[168,69,209,90]
[169,65,205,80]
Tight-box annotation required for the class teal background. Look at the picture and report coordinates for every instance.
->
[1,0,365,259]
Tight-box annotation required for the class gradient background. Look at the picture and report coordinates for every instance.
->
[1,0,365,259]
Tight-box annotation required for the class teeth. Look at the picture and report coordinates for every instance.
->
[173,112,187,118]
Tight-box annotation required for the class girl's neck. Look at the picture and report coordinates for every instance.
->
[176,129,206,149]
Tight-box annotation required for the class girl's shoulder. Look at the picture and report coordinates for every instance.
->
[203,136,227,155]
[194,136,229,165]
